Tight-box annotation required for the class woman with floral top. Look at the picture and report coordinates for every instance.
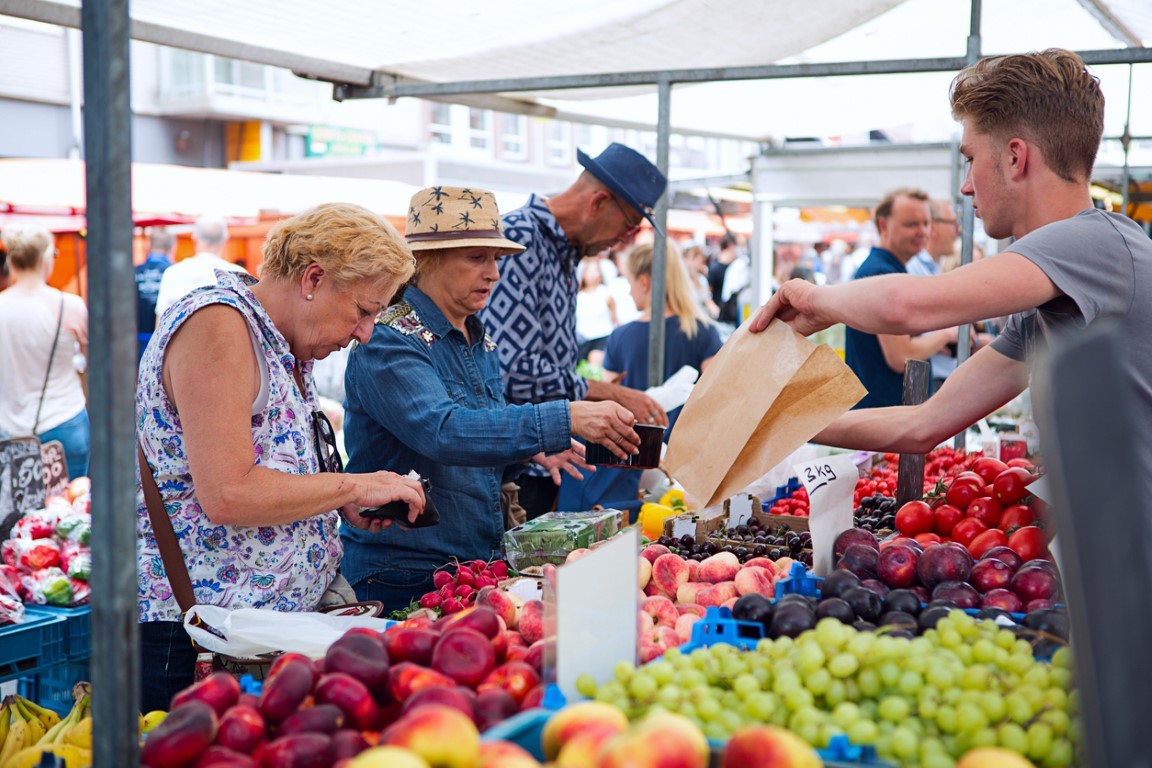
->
[136,203,425,710]
[342,187,640,612]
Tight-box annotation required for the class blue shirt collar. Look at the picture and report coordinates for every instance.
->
[525,194,580,267]
[403,284,487,346]
[868,246,908,273]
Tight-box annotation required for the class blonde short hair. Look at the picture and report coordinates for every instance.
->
[1,225,52,272]
[262,203,415,289]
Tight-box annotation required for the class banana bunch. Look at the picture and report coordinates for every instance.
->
[0,683,92,768]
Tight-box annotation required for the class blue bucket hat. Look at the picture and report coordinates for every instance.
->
[576,143,668,235]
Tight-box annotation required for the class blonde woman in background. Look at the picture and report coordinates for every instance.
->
[0,226,89,478]
[558,241,723,514]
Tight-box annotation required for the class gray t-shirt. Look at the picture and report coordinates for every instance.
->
[991,207,1152,476]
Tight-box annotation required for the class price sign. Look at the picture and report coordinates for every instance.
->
[726,494,755,530]
[40,441,69,499]
[793,454,860,576]
[671,515,697,541]
[0,438,46,539]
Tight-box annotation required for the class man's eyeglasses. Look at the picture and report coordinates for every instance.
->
[933,217,960,228]
[610,195,644,235]
[312,410,344,474]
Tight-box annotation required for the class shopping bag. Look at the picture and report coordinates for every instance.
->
[184,604,393,661]
[664,320,866,508]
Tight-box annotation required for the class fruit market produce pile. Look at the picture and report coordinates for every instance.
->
[407,558,510,617]
[581,612,1079,767]
[657,523,815,568]
[143,606,550,767]
[0,683,92,768]
[0,476,92,620]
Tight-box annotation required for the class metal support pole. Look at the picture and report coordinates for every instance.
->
[896,360,931,506]
[953,0,981,451]
[647,77,672,389]
[82,0,141,763]
[1120,64,1134,217]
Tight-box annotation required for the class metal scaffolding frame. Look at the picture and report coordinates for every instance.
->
[64,0,1152,760]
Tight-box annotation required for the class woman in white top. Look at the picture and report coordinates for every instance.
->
[575,257,618,367]
[0,226,89,478]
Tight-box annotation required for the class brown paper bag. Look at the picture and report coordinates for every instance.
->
[664,320,866,508]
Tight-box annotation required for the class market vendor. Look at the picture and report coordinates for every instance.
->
[342,186,640,612]
[136,203,426,711]
[751,49,1152,468]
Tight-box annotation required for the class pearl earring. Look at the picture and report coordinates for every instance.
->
[306,294,314,301]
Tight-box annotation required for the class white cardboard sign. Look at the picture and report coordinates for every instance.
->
[793,454,860,576]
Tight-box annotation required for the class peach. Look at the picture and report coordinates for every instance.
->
[381,704,480,768]
[743,556,777,573]
[640,595,679,629]
[685,559,700,582]
[676,582,708,605]
[676,603,705,617]
[348,746,433,768]
[555,724,620,767]
[734,565,775,597]
[518,599,545,645]
[542,701,628,761]
[722,597,739,610]
[638,556,652,589]
[955,747,1038,768]
[774,556,796,574]
[639,626,681,663]
[644,582,666,598]
[697,581,738,608]
[566,548,591,563]
[721,724,822,768]
[675,613,700,644]
[474,586,525,630]
[478,660,541,706]
[697,552,740,584]
[651,553,690,597]
[641,544,672,564]
[600,711,708,768]
[477,740,542,768]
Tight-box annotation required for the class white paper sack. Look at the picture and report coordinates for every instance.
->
[184,606,393,659]
[645,366,699,412]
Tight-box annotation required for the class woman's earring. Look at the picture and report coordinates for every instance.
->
[306,294,314,301]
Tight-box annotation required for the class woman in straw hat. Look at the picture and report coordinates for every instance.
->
[342,186,640,610]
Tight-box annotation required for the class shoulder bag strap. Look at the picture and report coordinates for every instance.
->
[137,441,197,613]
[32,294,66,435]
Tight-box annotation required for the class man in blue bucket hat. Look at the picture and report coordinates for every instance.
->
[480,143,670,519]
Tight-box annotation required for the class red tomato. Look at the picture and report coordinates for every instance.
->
[999,504,1036,531]
[972,457,1009,485]
[1007,526,1047,562]
[968,528,1009,558]
[1006,458,1035,471]
[951,517,989,548]
[955,471,985,486]
[966,497,1003,528]
[945,477,984,509]
[914,532,942,546]
[993,467,1037,506]
[933,504,964,536]
[895,501,935,536]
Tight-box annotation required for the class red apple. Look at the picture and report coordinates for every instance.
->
[877,545,919,589]
[969,558,1014,593]
[431,628,496,689]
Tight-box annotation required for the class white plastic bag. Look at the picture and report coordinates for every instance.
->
[184,605,393,659]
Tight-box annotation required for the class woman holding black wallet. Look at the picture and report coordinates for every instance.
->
[342,187,640,612]
[135,203,426,711]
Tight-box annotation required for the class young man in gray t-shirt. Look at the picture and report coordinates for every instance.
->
[749,49,1152,474]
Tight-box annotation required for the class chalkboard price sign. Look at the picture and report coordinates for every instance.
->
[0,437,47,539]
[40,440,70,499]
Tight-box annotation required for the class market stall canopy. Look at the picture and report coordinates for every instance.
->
[0,158,420,225]
[7,0,1150,141]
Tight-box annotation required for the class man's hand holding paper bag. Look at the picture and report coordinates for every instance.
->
[664,320,866,508]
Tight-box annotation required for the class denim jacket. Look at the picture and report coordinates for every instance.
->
[341,286,571,584]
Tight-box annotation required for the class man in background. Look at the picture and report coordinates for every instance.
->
[844,188,958,408]
[135,227,174,359]
[906,198,960,276]
[480,143,669,517]
[154,215,246,319]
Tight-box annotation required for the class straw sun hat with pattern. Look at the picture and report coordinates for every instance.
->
[405,186,525,256]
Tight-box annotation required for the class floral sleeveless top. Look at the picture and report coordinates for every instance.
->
[136,270,341,623]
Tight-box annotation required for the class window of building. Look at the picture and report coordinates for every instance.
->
[468,108,491,150]
[501,114,528,160]
[546,121,572,165]
[430,103,453,144]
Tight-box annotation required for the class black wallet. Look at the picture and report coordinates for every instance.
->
[358,477,439,529]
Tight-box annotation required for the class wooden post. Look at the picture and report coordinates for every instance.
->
[896,360,931,506]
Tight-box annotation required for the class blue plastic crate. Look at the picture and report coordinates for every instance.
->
[37,605,89,661]
[680,606,764,653]
[773,562,824,598]
[482,708,549,761]
[763,477,804,507]
[19,657,88,717]
[0,608,66,683]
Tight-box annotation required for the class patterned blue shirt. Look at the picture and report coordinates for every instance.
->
[341,286,571,581]
[479,195,585,477]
